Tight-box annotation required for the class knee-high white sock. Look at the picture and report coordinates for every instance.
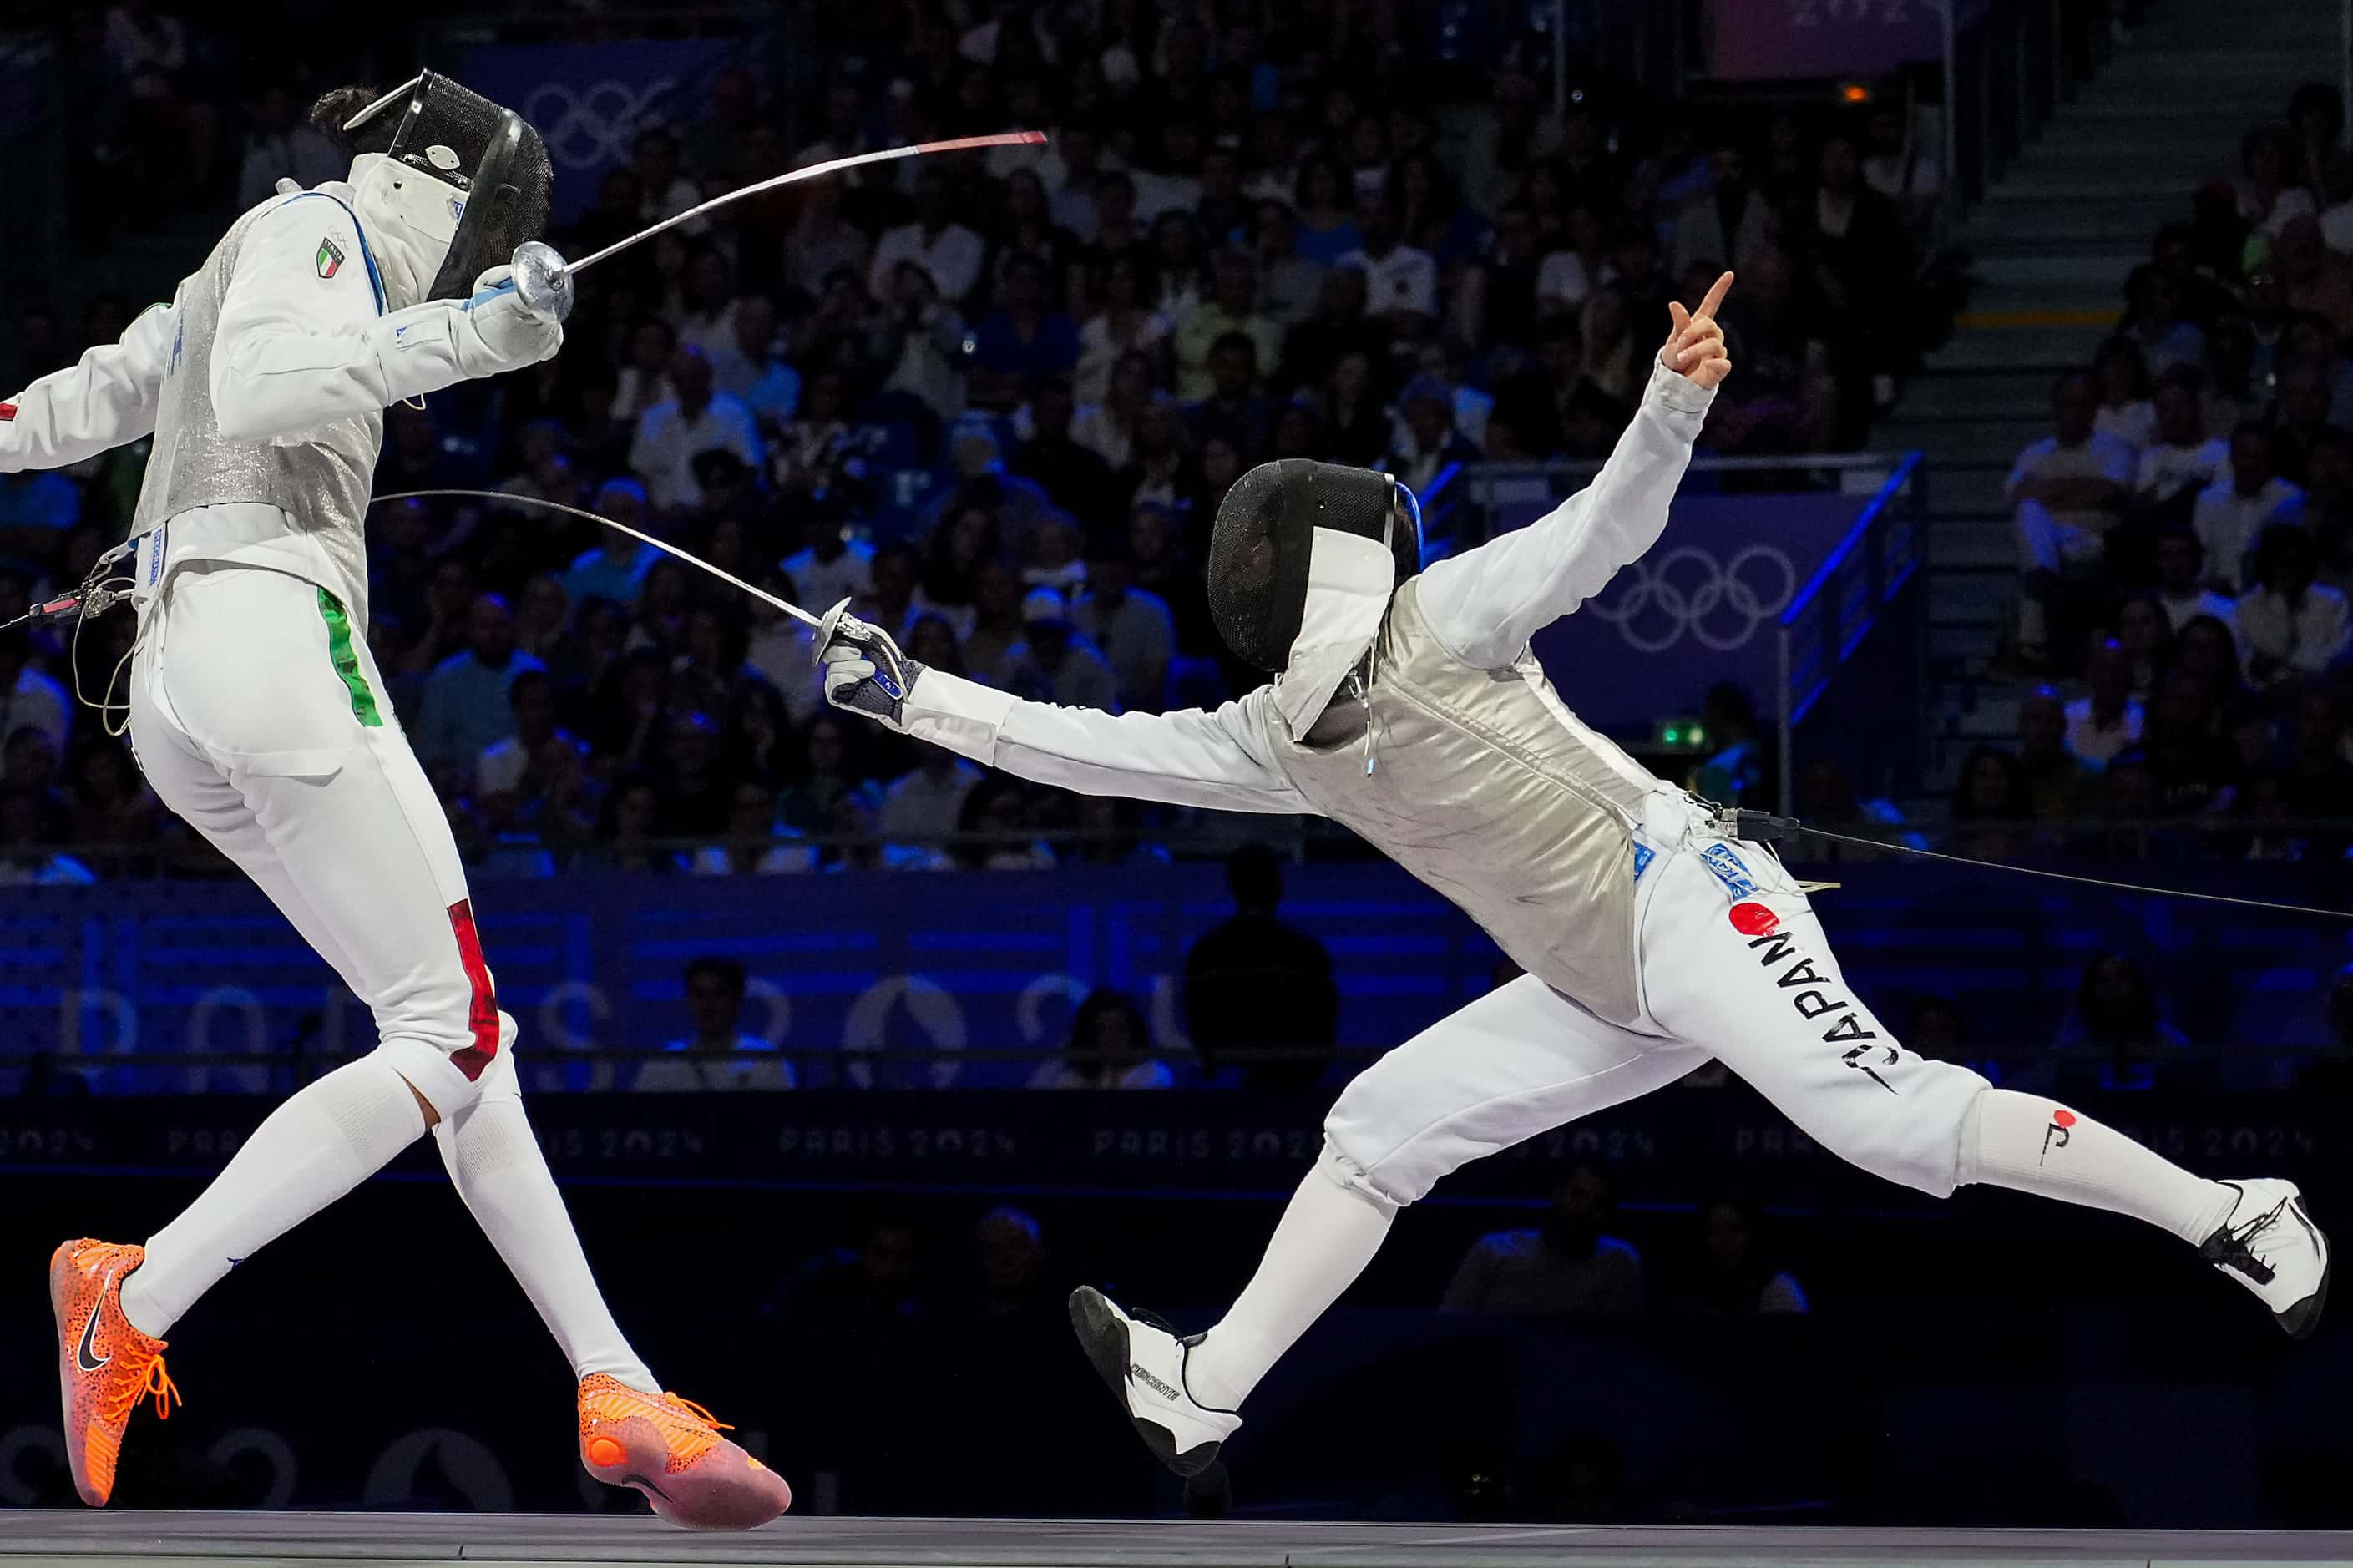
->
[1185,1148,1397,1413]
[120,1056,428,1338]
[1959,1088,2235,1244]
[434,1065,658,1393]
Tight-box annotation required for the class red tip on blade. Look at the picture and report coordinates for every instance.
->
[910,131,1050,157]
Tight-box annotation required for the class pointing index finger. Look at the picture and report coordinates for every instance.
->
[1696,270,1735,322]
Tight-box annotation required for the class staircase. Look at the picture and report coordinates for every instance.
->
[1875,0,2343,797]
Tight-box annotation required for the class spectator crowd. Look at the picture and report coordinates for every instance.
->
[0,3,2336,1095]
[0,0,1947,882]
[1992,79,2353,860]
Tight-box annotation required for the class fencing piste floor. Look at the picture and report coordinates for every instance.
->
[0,1515,2350,1568]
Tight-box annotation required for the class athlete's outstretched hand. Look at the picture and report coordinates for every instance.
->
[816,598,924,731]
[1662,270,1733,391]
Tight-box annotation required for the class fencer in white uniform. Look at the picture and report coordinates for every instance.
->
[819,275,2328,1478]
[8,77,787,1526]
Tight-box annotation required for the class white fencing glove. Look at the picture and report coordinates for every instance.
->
[454,265,564,375]
[816,598,924,730]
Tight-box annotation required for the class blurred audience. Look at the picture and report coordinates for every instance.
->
[3,2,2338,1098]
[635,955,797,1091]
[1967,78,2353,872]
[1443,1161,1643,1316]
[1182,843,1338,1091]
[1029,987,1172,1090]
[1671,1197,1808,1315]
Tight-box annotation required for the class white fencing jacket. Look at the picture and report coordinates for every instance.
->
[900,359,1715,1023]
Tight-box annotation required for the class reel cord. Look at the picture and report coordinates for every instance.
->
[1718,809,2349,921]
[3,541,139,736]
[30,498,2344,923]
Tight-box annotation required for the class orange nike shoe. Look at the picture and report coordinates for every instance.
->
[577,1373,790,1530]
[49,1240,180,1507]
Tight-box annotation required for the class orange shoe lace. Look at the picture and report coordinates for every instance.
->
[97,1352,180,1429]
[579,1377,730,1470]
[662,1393,733,1434]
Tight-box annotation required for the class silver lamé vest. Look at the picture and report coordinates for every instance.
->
[1266,578,1659,1024]
[130,194,384,630]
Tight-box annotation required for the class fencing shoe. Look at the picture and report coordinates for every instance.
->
[1068,1286,1239,1477]
[51,1240,179,1506]
[2199,1179,2328,1338]
[577,1375,791,1530]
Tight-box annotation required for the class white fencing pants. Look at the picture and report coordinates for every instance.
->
[127,564,502,1115]
[1323,811,1991,1209]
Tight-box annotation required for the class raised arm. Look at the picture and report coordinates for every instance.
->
[0,300,176,473]
[1416,271,1732,670]
[210,192,559,444]
[817,610,1308,814]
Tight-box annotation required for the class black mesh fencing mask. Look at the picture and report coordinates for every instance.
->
[342,72,554,301]
[1207,459,1422,672]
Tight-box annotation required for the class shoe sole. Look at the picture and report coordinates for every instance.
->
[1067,1287,1224,1479]
[48,1242,108,1508]
[2279,1196,2329,1340]
[580,1420,791,1531]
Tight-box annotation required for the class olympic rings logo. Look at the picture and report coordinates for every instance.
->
[523,79,679,169]
[1581,544,1796,653]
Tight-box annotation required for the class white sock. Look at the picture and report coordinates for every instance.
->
[434,1070,658,1392]
[1185,1148,1397,1413]
[121,1056,427,1338]
[1959,1088,2235,1244]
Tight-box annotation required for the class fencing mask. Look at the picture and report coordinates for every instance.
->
[1207,458,1424,673]
[334,73,554,301]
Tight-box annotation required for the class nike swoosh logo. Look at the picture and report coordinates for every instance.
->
[75,1291,110,1374]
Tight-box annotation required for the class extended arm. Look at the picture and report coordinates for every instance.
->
[816,606,1307,813]
[1415,274,1731,669]
[0,301,175,472]
[902,669,1308,815]
[210,194,559,444]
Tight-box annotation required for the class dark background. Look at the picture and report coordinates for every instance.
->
[0,1082,2343,1525]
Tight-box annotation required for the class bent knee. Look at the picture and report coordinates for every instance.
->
[1812,1064,1990,1199]
[394,1073,443,1128]
[378,966,506,1066]
[368,1030,509,1122]
[1318,1126,1418,1213]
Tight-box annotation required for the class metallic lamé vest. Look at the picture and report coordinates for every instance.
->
[130,195,384,630]
[1265,578,1657,1024]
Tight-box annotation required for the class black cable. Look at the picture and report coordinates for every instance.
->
[1794,825,2353,922]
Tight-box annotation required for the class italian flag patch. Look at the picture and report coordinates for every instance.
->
[316,236,345,279]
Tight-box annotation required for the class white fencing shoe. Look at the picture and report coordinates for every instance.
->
[2199,1179,2329,1338]
[1068,1287,1240,1476]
